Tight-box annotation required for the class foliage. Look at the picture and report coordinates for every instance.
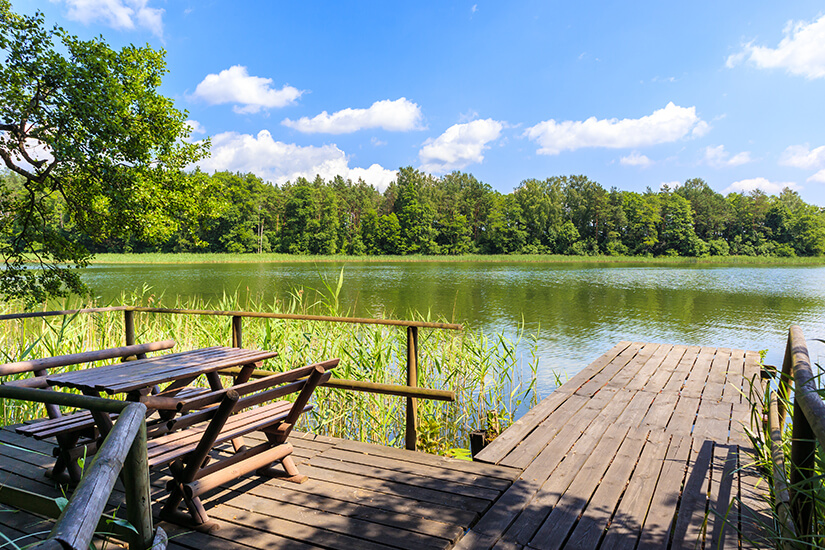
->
[0,2,208,303]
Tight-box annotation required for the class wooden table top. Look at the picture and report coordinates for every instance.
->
[45,346,277,395]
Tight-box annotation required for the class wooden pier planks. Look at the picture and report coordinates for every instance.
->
[0,425,515,550]
[467,341,771,549]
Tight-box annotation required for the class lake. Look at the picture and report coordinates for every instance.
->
[80,261,825,395]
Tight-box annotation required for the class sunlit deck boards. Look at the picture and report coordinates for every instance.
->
[465,341,771,549]
[0,425,519,549]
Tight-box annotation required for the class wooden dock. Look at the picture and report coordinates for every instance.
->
[0,341,773,549]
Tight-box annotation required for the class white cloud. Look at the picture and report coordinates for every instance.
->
[779,144,825,169]
[703,145,753,168]
[620,151,652,167]
[197,130,397,191]
[724,177,799,195]
[55,0,164,37]
[727,15,825,79]
[281,98,423,134]
[808,169,825,183]
[192,66,303,114]
[419,119,503,174]
[184,120,205,135]
[524,102,708,155]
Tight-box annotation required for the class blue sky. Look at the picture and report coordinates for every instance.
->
[17,1,825,204]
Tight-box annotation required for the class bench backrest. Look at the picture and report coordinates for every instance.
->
[164,358,339,434]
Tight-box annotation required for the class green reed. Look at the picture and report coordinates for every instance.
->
[0,279,541,457]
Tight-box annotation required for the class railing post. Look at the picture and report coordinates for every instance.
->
[405,326,418,451]
[231,316,243,348]
[122,420,154,550]
[124,309,136,347]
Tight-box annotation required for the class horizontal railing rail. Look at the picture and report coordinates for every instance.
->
[0,388,163,550]
[2,305,463,450]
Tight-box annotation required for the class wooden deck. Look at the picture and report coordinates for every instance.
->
[466,341,772,549]
[0,341,773,549]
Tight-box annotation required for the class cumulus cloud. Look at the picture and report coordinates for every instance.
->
[726,15,825,79]
[779,144,825,182]
[724,177,799,195]
[779,144,825,169]
[703,145,753,168]
[196,130,397,190]
[192,66,304,114]
[282,98,423,134]
[418,119,503,174]
[620,151,652,167]
[55,0,164,37]
[808,169,825,183]
[524,103,708,155]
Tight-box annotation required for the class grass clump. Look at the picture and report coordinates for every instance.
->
[0,279,541,457]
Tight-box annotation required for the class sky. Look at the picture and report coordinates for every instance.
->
[15,1,825,204]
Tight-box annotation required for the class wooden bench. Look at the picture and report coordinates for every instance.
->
[0,340,176,482]
[152,358,338,531]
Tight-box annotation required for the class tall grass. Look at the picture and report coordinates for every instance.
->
[0,279,541,457]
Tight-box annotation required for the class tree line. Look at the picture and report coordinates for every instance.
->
[4,167,824,258]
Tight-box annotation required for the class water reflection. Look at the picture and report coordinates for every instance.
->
[81,262,825,395]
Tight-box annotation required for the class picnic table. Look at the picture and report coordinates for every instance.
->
[43,345,336,530]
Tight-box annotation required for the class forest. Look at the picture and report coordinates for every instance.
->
[3,167,824,258]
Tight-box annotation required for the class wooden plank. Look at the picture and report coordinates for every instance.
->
[681,347,717,399]
[263,463,480,526]
[703,348,733,402]
[639,391,679,432]
[635,435,691,549]
[706,443,738,550]
[215,490,454,550]
[523,426,631,550]
[671,438,714,550]
[218,471,466,542]
[475,342,633,465]
[665,395,700,436]
[319,447,511,493]
[722,350,746,404]
[562,429,649,550]
[599,431,670,550]
[642,344,688,394]
[662,346,701,394]
[333,437,519,481]
[504,390,637,546]
[692,400,732,443]
[306,456,492,512]
[622,344,674,393]
[738,445,772,549]
[576,343,648,398]
[499,393,593,470]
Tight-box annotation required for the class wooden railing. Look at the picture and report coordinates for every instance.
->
[768,325,825,544]
[0,387,164,550]
[0,305,462,450]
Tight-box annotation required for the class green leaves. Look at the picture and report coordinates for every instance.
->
[0,5,208,303]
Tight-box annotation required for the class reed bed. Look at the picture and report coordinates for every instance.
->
[0,282,540,457]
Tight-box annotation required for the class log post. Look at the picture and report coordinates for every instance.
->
[122,420,154,550]
[125,310,136,347]
[405,326,419,451]
[231,316,243,348]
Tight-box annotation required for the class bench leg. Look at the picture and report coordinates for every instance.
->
[258,454,307,484]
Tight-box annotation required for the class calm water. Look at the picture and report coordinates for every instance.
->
[80,261,825,395]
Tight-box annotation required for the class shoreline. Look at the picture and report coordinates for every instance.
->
[88,252,825,267]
